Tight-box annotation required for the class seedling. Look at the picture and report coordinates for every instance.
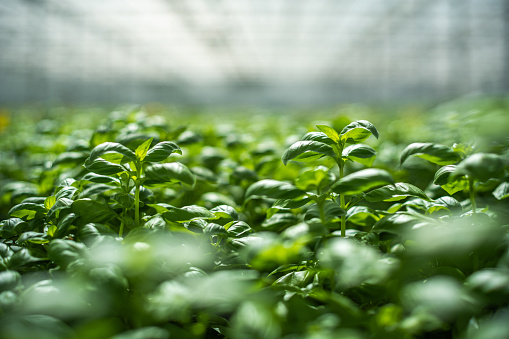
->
[84,138,195,235]
[279,120,392,237]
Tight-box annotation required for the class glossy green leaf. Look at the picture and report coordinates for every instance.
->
[84,158,127,175]
[6,248,39,270]
[267,197,311,218]
[346,206,379,226]
[44,196,56,210]
[17,232,49,244]
[261,213,299,231]
[343,144,377,166]
[150,204,215,222]
[144,163,196,187]
[0,218,29,238]
[452,153,504,183]
[53,213,78,239]
[434,165,468,195]
[56,186,78,200]
[340,120,379,143]
[365,183,431,202]
[400,143,460,166]
[135,138,153,161]
[493,182,509,200]
[79,184,116,198]
[372,213,421,234]
[316,125,340,143]
[271,198,311,210]
[78,223,116,243]
[331,169,394,195]
[86,142,136,164]
[144,141,182,162]
[71,199,117,224]
[428,196,462,214]
[245,179,305,200]
[225,221,252,238]
[82,173,120,184]
[281,141,336,165]
[301,131,335,145]
[304,201,346,224]
[47,239,87,270]
[211,205,238,221]
[295,166,335,191]
[8,203,46,221]
[433,165,456,186]
[46,198,73,220]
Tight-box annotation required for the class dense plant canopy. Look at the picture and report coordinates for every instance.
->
[1,99,509,339]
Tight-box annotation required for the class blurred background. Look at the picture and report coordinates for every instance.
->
[0,0,508,107]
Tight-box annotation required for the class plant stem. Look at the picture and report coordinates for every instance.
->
[134,162,142,227]
[468,176,476,214]
[119,218,124,237]
[318,198,326,225]
[339,164,346,237]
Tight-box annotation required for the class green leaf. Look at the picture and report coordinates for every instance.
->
[365,183,431,202]
[48,239,87,270]
[433,165,457,186]
[226,221,252,238]
[261,213,299,231]
[372,213,421,234]
[6,248,39,270]
[282,141,336,165]
[245,179,305,200]
[53,213,78,239]
[346,206,379,226]
[340,120,379,144]
[304,201,346,224]
[144,141,182,162]
[44,196,56,210]
[493,182,509,200]
[434,165,468,195]
[452,153,504,183]
[0,218,29,238]
[8,203,46,221]
[151,204,215,222]
[203,223,228,237]
[211,205,238,221]
[84,158,127,175]
[144,163,196,187]
[343,144,377,167]
[71,199,117,224]
[400,143,460,166]
[295,166,335,191]
[111,192,135,209]
[82,173,120,184]
[267,197,311,218]
[0,270,21,292]
[135,138,153,161]
[85,142,136,164]
[316,125,340,143]
[331,169,394,195]
[46,198,73,220]
[301,132,335,145]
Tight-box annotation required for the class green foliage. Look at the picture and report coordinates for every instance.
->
[0,101,508,339]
